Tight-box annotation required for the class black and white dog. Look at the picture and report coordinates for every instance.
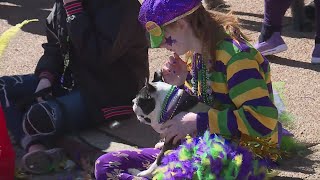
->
[131,72,210,177]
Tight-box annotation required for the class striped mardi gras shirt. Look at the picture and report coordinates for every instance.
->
[185,38,280,144]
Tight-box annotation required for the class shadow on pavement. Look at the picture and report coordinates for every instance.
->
[0,0,53,36]
[268,55,320,72]
[274,143,320,179]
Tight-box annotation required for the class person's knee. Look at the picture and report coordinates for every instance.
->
[22,101,63,136]
[95,153,114,180]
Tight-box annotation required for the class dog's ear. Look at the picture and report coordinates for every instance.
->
[145,78,156,94]
[152,71,164,82]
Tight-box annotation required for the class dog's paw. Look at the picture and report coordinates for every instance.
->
[136,161,158,178]
[137,169,153,178]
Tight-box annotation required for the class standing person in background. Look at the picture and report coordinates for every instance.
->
[255,0,320,64]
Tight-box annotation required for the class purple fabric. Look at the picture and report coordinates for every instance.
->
[213,61,227,74]
[282,127,294,137]
[261,56,270,73]
[243,96,276,108]
[227,69,263,90]
[312,43,320,58]
[214,93,233,105]
[226,109,239,136]
[255,32,286,51]
[264,0,292,32]
[225,38,251,53]
[243,111,272,136]
[95,148,160,180]
[267,83,273,95]
[196,112,209,135]
[138,0,202,27]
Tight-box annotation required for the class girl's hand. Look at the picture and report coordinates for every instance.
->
[161,112,197,144]
[162,53,188,86]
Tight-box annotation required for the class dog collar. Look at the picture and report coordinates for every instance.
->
[159,86,182,124]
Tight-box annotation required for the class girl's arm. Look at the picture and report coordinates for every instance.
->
[197,52,280,143]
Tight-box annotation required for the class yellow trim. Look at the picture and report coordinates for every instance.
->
[184,82,193,90]
[233,87,269,107]
[146,21,162,36]
[163,4,202,26]
[227,59,259,81]
[270,130,279,143]
[216,50,232,65]
[243,106,278,130]
[234,111,249,135]
[208,109,220,134]
[211,82,228,94]
[254,53,265,65]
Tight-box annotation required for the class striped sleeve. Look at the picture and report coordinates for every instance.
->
[64,1,83,16]
[199,52,279,142]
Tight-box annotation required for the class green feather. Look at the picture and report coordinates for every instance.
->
[179,146,193,160]
[0,19,38,58]
[272,81,286,100]
[278,111,295,128]
[153,172,164,180]
[280,136,306,155]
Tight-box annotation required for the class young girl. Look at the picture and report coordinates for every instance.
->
[95,0,282,179]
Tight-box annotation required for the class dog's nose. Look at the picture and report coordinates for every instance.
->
[132,99,136,105]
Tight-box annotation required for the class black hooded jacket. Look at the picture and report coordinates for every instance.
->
[35,0,149,123]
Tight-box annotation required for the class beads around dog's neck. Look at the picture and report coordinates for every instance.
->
[159,86,181,123]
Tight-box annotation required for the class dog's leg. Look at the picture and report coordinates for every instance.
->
[136,161,158,178]
[137,139,179,178]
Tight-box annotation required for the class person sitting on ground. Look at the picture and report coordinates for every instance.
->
[0,0,149,174]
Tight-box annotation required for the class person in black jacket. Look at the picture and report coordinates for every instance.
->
[0,0,149,174]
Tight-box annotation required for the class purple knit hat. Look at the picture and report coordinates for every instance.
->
[138,0,202,48]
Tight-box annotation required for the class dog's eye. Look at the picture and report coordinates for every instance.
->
[146,94,151,99]
[137,98,155,115]
[144,117,151,123]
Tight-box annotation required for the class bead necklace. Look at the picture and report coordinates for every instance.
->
[159,86,180,123]
[189,53,214,106]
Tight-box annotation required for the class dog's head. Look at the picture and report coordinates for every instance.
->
[133,71,202,133]
[132,71,174,133]
[132,81,174,133]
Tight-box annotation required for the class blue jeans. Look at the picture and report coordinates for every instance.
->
[0,74,90,150]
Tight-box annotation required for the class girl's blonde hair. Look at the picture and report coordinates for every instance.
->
[183,5,248,70]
